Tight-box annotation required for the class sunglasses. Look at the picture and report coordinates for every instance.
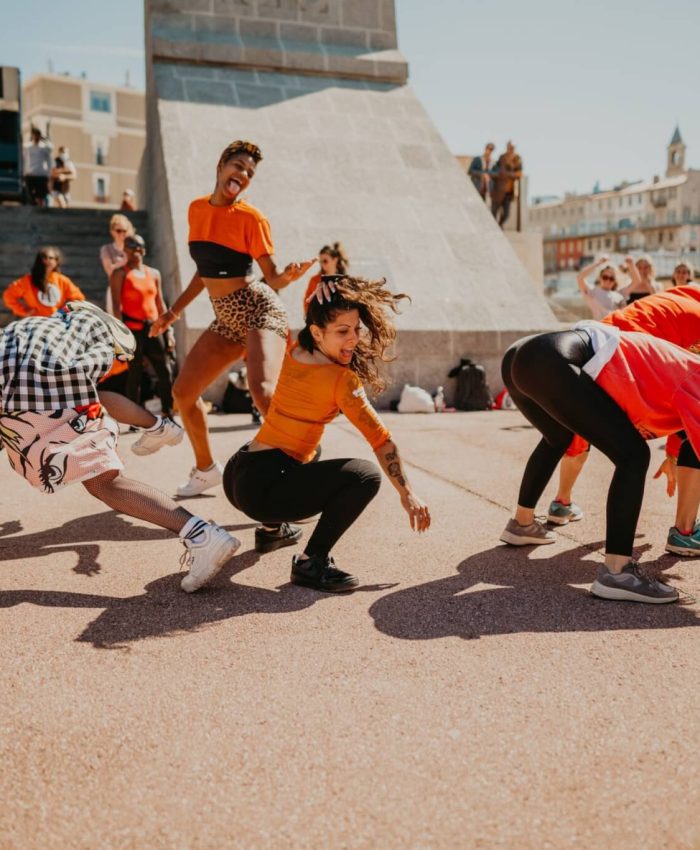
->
[600,274,615,282]
[113,228,127,234]
[41,253,58,260]
[125,243,144,251]
[676,268,690,274]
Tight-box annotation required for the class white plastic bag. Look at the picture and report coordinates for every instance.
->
[397,383,435,414]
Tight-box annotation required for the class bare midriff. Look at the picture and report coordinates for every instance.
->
[200,275,255,299]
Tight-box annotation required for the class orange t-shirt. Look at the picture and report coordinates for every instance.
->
[566,286,700,457]
[3,272,85,317]
[120,266,159,327]
[256,347,391,463]
[188,195,274,278]
[596,331,700,459]
[603,285,700,351]
[303,273,321,314]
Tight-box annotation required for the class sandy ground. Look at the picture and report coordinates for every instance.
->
[1,410,699,849]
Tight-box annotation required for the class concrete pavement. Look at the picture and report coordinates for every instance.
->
[1,410,699,849]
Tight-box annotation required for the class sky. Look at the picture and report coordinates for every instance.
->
[1,0,697,199]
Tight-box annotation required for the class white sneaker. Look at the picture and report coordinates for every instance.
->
[180,522,241,593]
[131,417,184,456]
[176,462,224,497]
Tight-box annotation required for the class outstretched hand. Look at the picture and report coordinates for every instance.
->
[653,457,677,498]
[284,258,317,284]
[401,492,431,533]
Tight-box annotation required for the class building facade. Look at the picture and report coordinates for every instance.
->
[529,128,700,273]
[22,74,145,208]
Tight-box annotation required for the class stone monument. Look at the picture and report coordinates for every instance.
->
[143,0,558,403]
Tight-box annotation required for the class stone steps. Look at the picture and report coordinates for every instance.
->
[0,207,148,326]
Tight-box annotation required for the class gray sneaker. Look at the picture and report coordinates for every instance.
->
[590,563,679,604]
[499,517,556,546]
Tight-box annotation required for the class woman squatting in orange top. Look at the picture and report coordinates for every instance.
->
[149,140,316,497]
[3,247,85,318]
[498,313,700,605]
[223,276,431,593]
[535,286,700,556]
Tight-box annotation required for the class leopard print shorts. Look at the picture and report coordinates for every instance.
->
[208,281,289,344]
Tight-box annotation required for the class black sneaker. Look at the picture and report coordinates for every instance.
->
[255,522,302,553]
[290,553,359,593]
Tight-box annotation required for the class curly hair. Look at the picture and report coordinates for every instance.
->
[299,276,409,394]
[217,140,263,170]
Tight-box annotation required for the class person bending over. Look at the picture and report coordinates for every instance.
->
[0,302,238,593]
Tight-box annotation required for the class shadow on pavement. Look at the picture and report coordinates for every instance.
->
[0,510,257,576]
[0,549,391,649]
[369,541,700,641]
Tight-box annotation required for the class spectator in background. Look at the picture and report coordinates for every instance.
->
[468,142,495,201]
[55,146,76,207]
[576,255,634,320]
[23,127,52,207]
[490,141,523,227]
[303,242,350,313]
[670,261,696,288]
[121,189,136,211]
[620,255,661,303]
[3,247,85,318]
[110,234,175,419]
[50,147,76,208]
[100,214,135,314]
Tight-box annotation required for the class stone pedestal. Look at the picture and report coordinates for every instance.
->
[144,0,559,404]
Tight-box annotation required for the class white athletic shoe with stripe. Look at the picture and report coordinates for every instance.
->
[180,521,240,592]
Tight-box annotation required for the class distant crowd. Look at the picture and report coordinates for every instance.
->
[23,125,136,210]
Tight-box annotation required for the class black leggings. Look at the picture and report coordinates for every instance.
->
[502,330,650,555]
[125,328,174,415]
[224,446,381,558]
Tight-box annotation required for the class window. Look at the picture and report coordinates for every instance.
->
[96,178,106,199]
[96,144,105,166]
[90,91,111,113]
[587,240,592,250]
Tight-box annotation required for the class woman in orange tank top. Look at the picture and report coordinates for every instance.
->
[149,140,316,498]
[223,276,431,593]
[110,234,175,419]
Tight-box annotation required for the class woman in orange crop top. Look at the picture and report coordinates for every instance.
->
[303,241,350,314]
[110,234,176,419]
[223,276,432,593]
[3,247,85,318]
[149,140,316,498]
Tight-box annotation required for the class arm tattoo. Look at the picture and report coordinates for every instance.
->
[387,461,406,487]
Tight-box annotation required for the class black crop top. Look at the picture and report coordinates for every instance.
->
[188,241,253,279]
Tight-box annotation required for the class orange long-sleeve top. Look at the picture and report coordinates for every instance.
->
[595,331,700,459]
[3,272,85,317]
[256,347,391,463]
[567,285,700,458]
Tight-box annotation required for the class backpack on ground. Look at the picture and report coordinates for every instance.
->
[222,370,253,414]
[448,358,493,411]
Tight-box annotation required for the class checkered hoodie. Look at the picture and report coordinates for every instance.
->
[0,311,115,412]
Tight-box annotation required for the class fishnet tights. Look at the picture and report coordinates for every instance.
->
[83,470,191,533]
